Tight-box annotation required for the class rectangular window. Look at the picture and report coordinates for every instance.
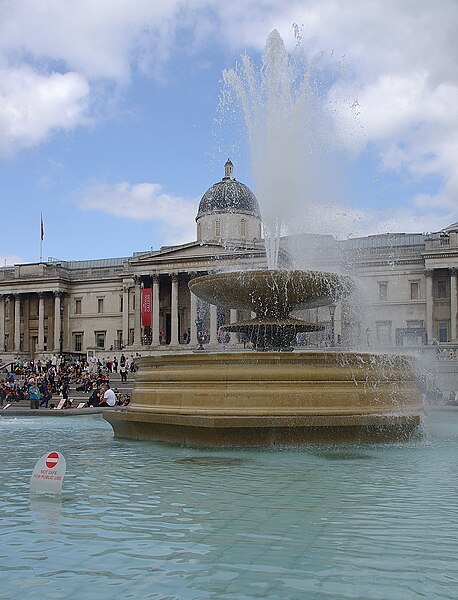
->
[116,330,123,349]
[407,320,423,329]
[95,331,106,349]
[410,281,419,300]
[120,296,123,313]
[74,333,83,352]
[240,218,247,239]
[131,293,135,311]
[75,299,82,314]
[30,297,38,317]
[97,298,104,314]
[4,301,9,320]
[438,321,448,343]
[378,282,388,302]
[215,218,221,238]
[376,321,392,345]
[437,280,447,299]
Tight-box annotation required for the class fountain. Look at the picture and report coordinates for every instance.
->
[105,30,422,446]
[105,268,421,446]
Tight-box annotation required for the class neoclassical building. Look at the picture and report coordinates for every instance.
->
[1,160,458,361]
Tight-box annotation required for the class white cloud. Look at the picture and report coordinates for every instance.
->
[76,181,199,245]
[0,1,184,82]
[0,66,89,155]
[0,253,24,266]
[286,197,456,242]
[0,0,457,229]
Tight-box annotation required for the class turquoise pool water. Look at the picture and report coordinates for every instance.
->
[1,412,458,599]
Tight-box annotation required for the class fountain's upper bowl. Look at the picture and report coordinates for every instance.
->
[189,269,354,318]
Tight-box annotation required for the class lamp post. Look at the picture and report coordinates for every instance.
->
[195,318,204,351]
[328,304,336,347]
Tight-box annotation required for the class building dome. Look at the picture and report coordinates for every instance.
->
[196,160,261,221]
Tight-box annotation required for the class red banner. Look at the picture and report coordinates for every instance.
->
[141,287,152,327]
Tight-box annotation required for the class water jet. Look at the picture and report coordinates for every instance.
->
[105,30,422,445]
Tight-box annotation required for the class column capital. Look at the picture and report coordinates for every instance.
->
[171,272,179,282]
[152,274,160,284]
[122,284,129,294]
[425,269,434,278]
[53,290,63,299]
[450,267,458,276]
[38,291,46,299]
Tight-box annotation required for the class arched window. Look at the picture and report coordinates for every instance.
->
[215,218,221,238]
[197,222,202,240]
[240,218,247,239]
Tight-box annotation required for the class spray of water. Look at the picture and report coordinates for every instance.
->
[222,30,337,269]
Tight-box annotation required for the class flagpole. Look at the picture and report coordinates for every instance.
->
[40,213,44,263]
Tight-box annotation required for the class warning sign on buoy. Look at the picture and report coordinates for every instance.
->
[45,452,60,469]
[30,451,66,496]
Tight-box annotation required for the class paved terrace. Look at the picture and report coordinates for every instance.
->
[1,372,133,417]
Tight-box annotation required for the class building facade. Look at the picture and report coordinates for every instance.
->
[1,161,458,364]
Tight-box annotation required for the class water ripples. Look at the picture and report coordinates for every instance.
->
[1,414,458,598]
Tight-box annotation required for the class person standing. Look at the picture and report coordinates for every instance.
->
[39,380,51,408]
[120,363,128,383]
[28,381,41,410]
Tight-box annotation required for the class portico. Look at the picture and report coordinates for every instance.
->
[0,288,67,356]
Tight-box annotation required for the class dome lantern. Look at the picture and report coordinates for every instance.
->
[223,159,234,180]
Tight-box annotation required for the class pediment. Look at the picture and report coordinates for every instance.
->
[130,240,264,267]
[442,222,458,233]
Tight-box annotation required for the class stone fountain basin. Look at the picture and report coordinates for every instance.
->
[189,269,354,317]
[104,351,422,446]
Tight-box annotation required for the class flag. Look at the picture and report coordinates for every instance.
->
[41,214,45,241]
[141,287,152,327]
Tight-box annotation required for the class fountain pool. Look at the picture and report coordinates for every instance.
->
[2,413,458,599]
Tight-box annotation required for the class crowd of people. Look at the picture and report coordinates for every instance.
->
[0,353,137,409]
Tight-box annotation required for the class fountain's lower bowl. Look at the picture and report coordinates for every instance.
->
[104,351,422,446]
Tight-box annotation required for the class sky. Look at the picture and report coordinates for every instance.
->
[1,0,457,265]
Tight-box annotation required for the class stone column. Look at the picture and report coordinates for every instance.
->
[425,270,434,344]
[38,292,45,352]
[14,294,21,353]
[170,274,179,346]
[210,303,218,345]
[190,289,198,345]
[122,285,129,348]
[229,308,238,344]
[0,295,4,353]
[335,303,342,346]
[152,275,160,346]
[134,277,141,347]
[53,292,62,353]
[451,268,458,342]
